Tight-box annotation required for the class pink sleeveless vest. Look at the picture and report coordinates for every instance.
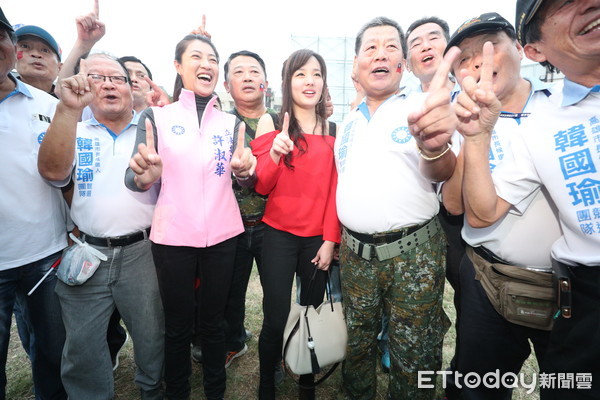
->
[150,89,243,247]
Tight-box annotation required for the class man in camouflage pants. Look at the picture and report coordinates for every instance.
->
[335,16,458,399]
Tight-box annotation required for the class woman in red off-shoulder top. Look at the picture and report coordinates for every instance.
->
[251,49,341,400]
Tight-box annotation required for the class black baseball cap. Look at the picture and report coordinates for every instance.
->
[16,25,62,60]
[0,7,14,33]
[445,12,514,53]
[516,0,544,45]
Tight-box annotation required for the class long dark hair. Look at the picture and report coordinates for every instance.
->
[172,34,220,102]
[278,49,328,169]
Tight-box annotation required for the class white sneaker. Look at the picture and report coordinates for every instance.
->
[224,343,248,368]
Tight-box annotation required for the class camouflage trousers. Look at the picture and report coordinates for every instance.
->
[340,226,450,400]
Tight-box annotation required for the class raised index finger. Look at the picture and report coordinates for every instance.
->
[202,14,207,31]
[281,112,290,136]
[79,58,91,92]
[145,118,155,154]
[144,76,161,92]
[78,58,88,76]
[235,122,246,153]
[429,46,461,92]
[93,0,99,17]
[479,41,495,92]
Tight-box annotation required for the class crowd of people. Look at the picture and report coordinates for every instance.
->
[1,0,599,399]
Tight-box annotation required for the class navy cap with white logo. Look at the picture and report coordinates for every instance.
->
[516,0,545,45]
[445,12,514,53]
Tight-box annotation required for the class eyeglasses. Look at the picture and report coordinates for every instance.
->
[87,74,129,85]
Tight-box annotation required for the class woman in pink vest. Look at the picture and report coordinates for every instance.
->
[126,34,255,400]
[252,49,341,400]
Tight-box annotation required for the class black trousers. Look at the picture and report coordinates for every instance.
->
[437,207,466,295]
[224,223,265,352]
[258,225,326,393]
[456,254,550,400]
[106,309,127,360]
[437,207,466,400]
[152,237,237,400]
[540,265,600,400]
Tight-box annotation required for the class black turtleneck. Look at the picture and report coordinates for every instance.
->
[195,93,212,124]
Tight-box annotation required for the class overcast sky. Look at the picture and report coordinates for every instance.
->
[3,0,517,95]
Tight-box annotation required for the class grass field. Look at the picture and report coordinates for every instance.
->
[6,268,540,399]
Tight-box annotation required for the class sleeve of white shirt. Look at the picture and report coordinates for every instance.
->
[492,130,542,215]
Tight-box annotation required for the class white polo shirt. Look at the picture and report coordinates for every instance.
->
[462,79,562,269]
[57,112,158,238]
[0,78,68,271]
[335,93,439,234]
[492,79,600,266]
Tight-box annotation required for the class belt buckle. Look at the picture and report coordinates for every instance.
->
[107,236,123,247]
[107,234,127,247]
[374,244,390,262]
[346,230,373,261]
[360,242,373,261]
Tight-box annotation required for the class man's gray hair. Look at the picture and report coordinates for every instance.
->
[354,16,407,57]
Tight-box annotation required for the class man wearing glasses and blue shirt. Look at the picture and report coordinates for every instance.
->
[38,53,164,400]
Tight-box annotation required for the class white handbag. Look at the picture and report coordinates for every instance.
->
[282,268,347,383]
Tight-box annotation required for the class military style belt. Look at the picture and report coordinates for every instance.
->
[81,227,150,248]
[343,218,441,262]
[345,223,423,245]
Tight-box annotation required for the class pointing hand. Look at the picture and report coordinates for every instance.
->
[270,112,294,164]
[130,117,163,190]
